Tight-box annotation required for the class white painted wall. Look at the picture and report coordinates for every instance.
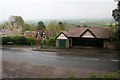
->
[57,33,68,39]
[81,31,95,38]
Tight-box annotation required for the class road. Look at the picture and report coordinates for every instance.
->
[1,48,119,72]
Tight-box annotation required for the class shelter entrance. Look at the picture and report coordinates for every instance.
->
[59,40,66,48]
[72,38,104,47]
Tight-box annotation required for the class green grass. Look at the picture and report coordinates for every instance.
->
[86,72,119,78]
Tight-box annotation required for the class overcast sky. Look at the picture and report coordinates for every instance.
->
[0,0,117,21]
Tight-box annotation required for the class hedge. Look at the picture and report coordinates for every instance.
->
[2,36,36,45]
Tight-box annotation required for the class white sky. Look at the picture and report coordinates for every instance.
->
[0,0,117,21]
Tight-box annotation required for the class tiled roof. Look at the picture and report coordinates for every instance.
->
[89,28,109,39]
[64,27,87,37]
[64,27,109,39]
[24,31,32,34]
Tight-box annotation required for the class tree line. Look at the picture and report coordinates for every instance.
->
[0,15,69,37]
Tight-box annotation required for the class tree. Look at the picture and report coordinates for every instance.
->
[37,21,46,30]
[108,23,118,41]
[8,15,25,34]
[76,25,81,27]
[9,15,24,26]
[47,21,60,37]
[58,22,65,31]
[0,21,10,29]
[112,1,120,51]
[83,24,88,27]
[23,23,32,32]
[112,1,120,33]
[112,1,120,23]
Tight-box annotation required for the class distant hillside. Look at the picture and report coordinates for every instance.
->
[25,18,116,27]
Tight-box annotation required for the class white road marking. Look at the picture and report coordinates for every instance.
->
[41,55,64,58]
[5,52,10,54]
[90,58,100,60]
[83,58,92,60]
[83,58,99,61]
[10,48,19,49]
[16,53,21,54]
[10,48,30,51]
[16,53,32,56]
[110,59,120,62]
[23,49,30,50]
[25,54,32,55]
[74,57,80,59]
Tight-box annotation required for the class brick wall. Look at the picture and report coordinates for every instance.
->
[107,42,117,50]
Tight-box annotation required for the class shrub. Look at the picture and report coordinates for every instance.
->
[89,72,97,78]
[40,40,47,48]
[12,36,26,45]
[47,36,56,46]
[2,36,36,45]
[103,72,119,78]
[26,38,35,45]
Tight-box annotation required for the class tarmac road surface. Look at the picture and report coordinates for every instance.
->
[1,48,119,72]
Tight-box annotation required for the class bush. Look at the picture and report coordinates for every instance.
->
[40,40,47,48]
[26,38,35,45]
[47,37,56,46]
[12,36,26,45]
[2,36,36,45]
